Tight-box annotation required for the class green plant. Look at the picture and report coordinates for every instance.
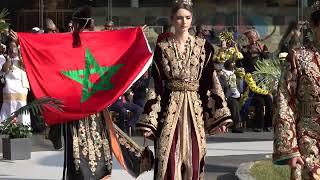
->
[252,58,282,93]
[250,160,290,180]
[0,9,9,33]
[0,122,32,139]
[0,97,63,138]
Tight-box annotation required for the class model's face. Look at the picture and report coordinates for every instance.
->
[172,8,192,34]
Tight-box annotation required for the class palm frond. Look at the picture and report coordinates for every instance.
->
[0,9,9,33]
[1,97,64,132]
[0,9,9,19]
[252,58,282,92]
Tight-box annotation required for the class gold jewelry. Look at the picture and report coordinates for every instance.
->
[173,0,193,6]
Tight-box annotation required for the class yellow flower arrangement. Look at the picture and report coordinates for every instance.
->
[214,45,243,63]
[214,31,244,63]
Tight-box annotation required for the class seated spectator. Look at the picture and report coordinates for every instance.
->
[131,71,150,108]
[104,20,115,31]
[108,94,143,132]
[220,60,243,133]
[239,28,269,73]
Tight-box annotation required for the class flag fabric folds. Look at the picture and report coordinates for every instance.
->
[18,27,153,125]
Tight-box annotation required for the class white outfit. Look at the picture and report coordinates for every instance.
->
[0,56,30,125]
[222,69,241,99]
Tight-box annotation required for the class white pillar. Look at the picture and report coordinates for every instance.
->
[131,0,139,8]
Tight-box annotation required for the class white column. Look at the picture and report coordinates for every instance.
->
[131,0,139,8]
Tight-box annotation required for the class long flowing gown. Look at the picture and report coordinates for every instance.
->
[65,112,151,180]
[273,46,320,180]
[0,57,30,125]
[137,36,232,180]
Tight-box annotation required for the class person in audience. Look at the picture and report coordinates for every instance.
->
[131,71,150,108]
[239,28,269,73]
[237,68,273,132]
[0,40,30,125]
[108,94,143,131]
[221,60,243,133]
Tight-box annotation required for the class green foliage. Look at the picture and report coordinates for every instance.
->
[252,58,282,93]
[0,9,9,33]
[250,160,290,180]
[0,123,32,139]
[0,97,63,138]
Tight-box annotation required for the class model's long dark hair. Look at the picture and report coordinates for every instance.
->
[171,3,193,17]
[72,5,93,48]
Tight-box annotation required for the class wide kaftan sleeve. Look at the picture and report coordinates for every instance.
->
[273,49,300,165]
[199,42,232,135]
[136,45,164,138]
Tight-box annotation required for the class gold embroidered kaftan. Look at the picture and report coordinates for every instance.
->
[273,47,320,180]
[137,36,232,180]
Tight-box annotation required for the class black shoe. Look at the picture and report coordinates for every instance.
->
[232,128,244,133]
[253,128,263,132]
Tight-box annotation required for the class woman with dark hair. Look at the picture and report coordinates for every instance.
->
[136,0,232,179]
[9,5,152,180]
[62,6,152,180]
[62,6,112,180]
[0,40,30,125]
[278,21,302,53]
[273,1,320,179]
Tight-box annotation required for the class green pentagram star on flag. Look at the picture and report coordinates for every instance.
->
[62,48,123,102]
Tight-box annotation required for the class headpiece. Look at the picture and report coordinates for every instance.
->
[173,0,193,6]
[312,1,320,13]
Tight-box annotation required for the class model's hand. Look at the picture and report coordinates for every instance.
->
[144,130,153,138]
[142,25,147,30]
[288,156,304,168]
[218,125,228,133]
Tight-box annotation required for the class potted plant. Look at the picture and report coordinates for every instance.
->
[0,97,63,160]
[0,121,32,160]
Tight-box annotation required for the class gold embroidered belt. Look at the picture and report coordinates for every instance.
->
[299,102,320,117]
[167,80,199,91]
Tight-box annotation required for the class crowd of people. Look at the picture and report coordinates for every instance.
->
[0,0,319,179]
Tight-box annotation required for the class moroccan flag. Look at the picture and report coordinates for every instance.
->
[18,27,153,125]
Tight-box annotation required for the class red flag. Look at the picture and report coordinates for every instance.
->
[18,28,152,125]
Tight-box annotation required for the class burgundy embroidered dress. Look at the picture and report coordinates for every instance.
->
[273,46,320,180]
[137,36,232,180]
